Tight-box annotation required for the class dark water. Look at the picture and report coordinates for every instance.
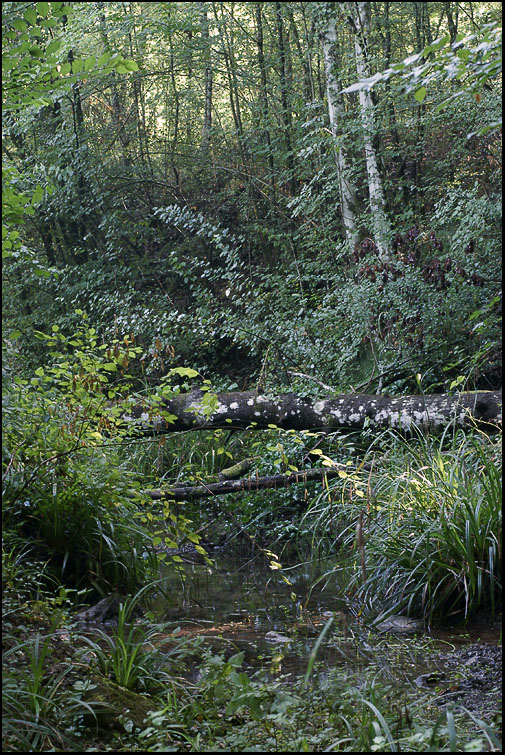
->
[150,554,501,683]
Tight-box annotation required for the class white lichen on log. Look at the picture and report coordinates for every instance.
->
[122,390,501,435]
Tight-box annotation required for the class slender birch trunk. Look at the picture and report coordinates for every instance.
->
[200,2,212,153]
[321,19,359,251]
[346,1,391,260]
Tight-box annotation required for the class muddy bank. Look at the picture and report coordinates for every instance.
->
[432,642,502,719]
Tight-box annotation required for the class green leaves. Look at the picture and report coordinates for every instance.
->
[24,8,38,26]
[414,86,427,103]
[342,23,501,130]
[36,2,50,17]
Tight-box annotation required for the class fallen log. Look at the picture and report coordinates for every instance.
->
[122,390,501,435]
[139,466,353,501]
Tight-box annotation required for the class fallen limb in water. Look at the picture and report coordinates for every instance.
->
[137,466,356,501]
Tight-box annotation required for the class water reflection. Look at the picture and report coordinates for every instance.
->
[149,552,500,684]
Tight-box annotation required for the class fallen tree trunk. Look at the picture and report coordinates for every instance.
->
[139,466,353,501]
[123,390,501,435]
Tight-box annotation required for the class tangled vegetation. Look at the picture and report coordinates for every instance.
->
[2,1,501,751]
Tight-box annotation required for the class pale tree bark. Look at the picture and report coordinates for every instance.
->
[275,2,297,195]
[255,2,275,193]
[320,17,359,250]
[345,1,391,260]
[121,390,502,436]
[200,2,213,153]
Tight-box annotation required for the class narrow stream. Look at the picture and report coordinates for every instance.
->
[150,553,501,687]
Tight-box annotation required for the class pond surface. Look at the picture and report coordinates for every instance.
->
[150,552,501,689]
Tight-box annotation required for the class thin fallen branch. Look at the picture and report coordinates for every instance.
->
[138,466,354,501]
[286,371,335,392]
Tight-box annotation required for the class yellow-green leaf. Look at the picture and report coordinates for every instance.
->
[414,86,427,103]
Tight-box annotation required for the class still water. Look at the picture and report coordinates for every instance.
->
[149,552,499,684]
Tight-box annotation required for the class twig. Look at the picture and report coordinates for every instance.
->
[287,371,335,393]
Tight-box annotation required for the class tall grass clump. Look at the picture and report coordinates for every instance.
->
[360,430,500,623]
[2,630,98,752]
[78,585,197,693]
[305,429,501,625]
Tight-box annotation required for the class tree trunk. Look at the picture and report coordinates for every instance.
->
[167,16,181,191]
[301,5,317,103]
[275,2,296,195]
[444,2,458,44]
[255,3,276,193]
[200,2,213,153]
[121,390,502,435]
[376,2,405,197]
[320,14,359,250]
[345,1,391,260]
[213,4,246,164]
[99,5,131,166]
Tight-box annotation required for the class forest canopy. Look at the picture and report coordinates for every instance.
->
[2,1,501,397]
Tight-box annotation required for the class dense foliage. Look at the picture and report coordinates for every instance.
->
[2,1,502,752]
[2,1,501,393]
